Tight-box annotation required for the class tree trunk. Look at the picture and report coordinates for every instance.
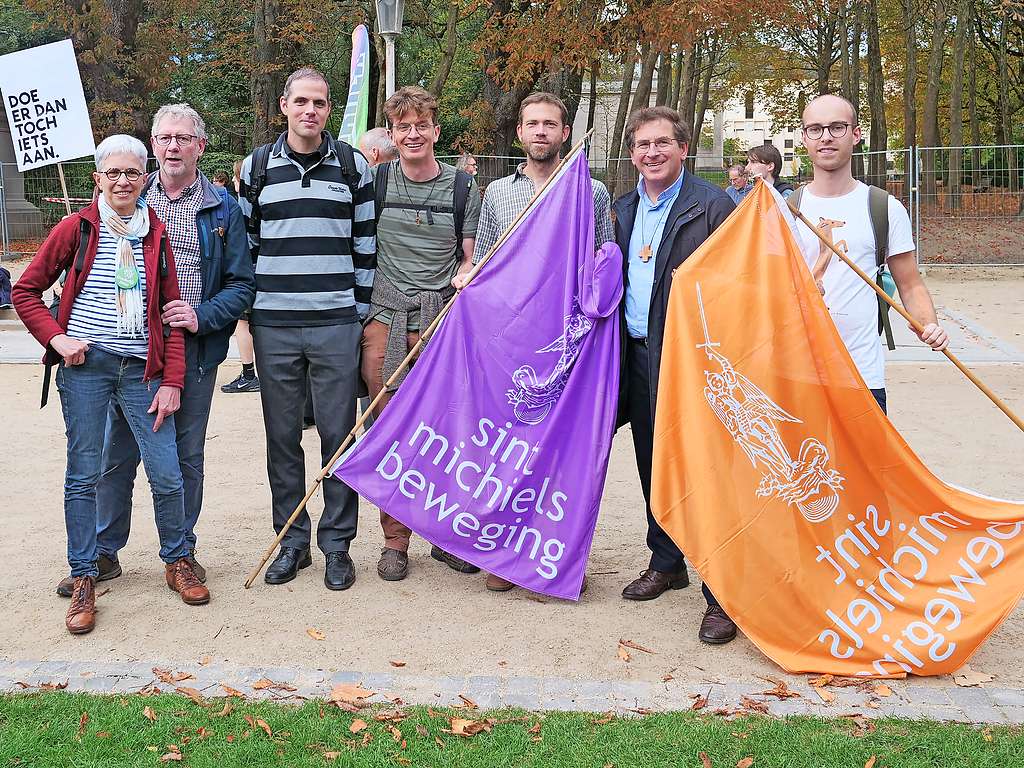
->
[919,0,945,200]
[252,0,296,146]
[947,0,970,210]
[690,34,720,172]
[586,57,600,133]
[997,8,1018,194]
[851,2,865,180]
[902,0,918,149]
[631,45,660,119]
[681,41,704,139]
[670,47,684,110]
[656,52,671,106]
[840,2,852,100]
[866,0,887,188]
[371,1,387,127]
[428,0,461,96]
[608,47,637,195]
[968,10,981,177]
[479,0,540,154]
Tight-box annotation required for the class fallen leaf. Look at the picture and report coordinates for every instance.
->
[143,706,157,722]
[95,732,110,739]
[691,696,708,711]
[196,727,212,740]
[388,724,402,742]
[200,656,212,666]
[175,686,205,705]
[323,752,342,761]
[809,674,834,688]
[306,627,326,641]
[982,727,993,742]
[618,638,655,654]
[864,757,876,768]
[434,736,445,749]
[761,678,801,699]
[953,667,995,687]
[76,711,89,739]
[528,722,542,735]
[213,702,234,717]
[815,688,836,704]
[661,673,675,682]
[160,753,183,762]
[415,724,428,737]
[395,758,412,766]
[329,683,376,705]
[226,734,235,743]
[255,718,273,738]
[361,732,373,747]
[739,696,769,714]
[617,644,631,663]
[252,678,297,692]
[591,713,614,725]
[220,684,246,698]
[350,719,368,733]
[700,753,713,768]
[873,684,893,698]
[389,660,407,667]
[736,758,754,768]
[40,680,68,691]
[865,698,881,709]
[458,694,478,709]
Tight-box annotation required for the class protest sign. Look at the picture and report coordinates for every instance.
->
[652,181,1024,676]
[0,39,95,172]
[332,151,621,599]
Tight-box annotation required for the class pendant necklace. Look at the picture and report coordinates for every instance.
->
[400,161,442,225]
[639,196,672,263]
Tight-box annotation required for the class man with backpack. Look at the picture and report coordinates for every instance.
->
[793,94,948,414]
[239,68,376,591]
[54,104,255,598]
[364,85,481,583]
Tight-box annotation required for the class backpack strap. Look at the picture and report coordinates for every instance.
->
[867,185,895,350]
[245,143,273,210]
[74,217,89,274]
[334,138,362,198]
[42,216,90,408]
[453,168,471,245]
[374,161,391,223]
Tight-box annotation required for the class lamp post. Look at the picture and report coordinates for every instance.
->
[375,0,405,98]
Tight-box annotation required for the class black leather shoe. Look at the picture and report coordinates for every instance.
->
[324,551,356,591]
[621,567,689,601]
[430,545,480,574]
[264,546,312,585]
[56,554,122,598]
[698,605,738,645]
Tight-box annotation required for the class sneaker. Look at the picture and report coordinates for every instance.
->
[221,373,260,393]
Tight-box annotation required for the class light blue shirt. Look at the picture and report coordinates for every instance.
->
[625,170,684,339]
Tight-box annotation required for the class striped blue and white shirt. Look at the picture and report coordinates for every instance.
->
[238,132,376,327]
[65,218,149,359]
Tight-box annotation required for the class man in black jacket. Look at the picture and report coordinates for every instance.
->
[612,106,738,644]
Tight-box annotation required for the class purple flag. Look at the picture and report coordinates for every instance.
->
[332,151,622,599]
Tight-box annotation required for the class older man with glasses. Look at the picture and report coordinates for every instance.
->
[54,104,256,598]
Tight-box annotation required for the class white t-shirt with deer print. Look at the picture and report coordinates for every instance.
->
[794,181,915,390]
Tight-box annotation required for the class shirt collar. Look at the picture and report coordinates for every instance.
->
[638,168,685,208]
[156,172,201,201]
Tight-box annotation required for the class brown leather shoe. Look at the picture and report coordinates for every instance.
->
[698,605,737,645]
[166,558,210,605]
[65,576,96,635]
[621,568,690,600]
[485,572,515,592]
[377,547,409,581]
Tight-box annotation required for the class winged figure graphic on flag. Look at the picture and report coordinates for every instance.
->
[695,284,844,522]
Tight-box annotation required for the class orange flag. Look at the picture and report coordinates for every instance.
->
[651,180,1024,677]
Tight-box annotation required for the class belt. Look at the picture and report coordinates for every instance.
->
[628,336,648,347]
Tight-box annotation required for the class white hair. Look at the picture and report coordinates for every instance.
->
[358,127,397,161]
[151,103,207,140]
[94,134,148,169]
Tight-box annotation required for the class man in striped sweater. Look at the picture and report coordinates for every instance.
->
[238,67,376,591]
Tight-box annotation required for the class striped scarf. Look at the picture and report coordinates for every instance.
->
[98,196,150,336]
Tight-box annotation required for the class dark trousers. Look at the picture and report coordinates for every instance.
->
[627,338,718,607]
[96,338,215,558]
[252,323,361,553]
[870,387,887,414]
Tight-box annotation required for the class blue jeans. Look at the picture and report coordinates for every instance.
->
[56,347,187,577]
[96,339,216,558]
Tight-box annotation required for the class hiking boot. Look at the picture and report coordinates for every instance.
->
[65,576,96,635]
[166,558,210,605]
[430,545,480,574]
[220,373,260,393]
[56,554,121,598]
[485,573,515,592]
[185,554,207,583]
[377,548,409,581]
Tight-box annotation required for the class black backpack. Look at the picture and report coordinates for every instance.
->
[0,265,11,308]
[245,136,363,211]
[373,161,473,250]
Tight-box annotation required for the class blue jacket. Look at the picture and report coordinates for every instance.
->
[142,172,256,378]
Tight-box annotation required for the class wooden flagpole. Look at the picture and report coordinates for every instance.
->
[56,162,72,216]
[786,197,1024,435]
[244,132,595,588]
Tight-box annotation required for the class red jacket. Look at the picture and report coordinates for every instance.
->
[13,201,185,389]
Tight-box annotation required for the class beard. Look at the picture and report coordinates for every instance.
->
[526,142,559,163]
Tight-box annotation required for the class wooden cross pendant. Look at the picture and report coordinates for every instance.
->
[639,244,653,263]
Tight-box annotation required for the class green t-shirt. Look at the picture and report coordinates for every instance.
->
[371,160,481,330]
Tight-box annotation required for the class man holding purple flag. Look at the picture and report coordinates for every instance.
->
[332,142,621,600]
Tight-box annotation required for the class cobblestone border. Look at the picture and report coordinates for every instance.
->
[2,659,1022,724]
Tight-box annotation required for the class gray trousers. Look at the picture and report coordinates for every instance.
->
[96,337,217,557]
[252,323,361,553]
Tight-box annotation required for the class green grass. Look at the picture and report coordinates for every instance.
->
[1,692,1021,767]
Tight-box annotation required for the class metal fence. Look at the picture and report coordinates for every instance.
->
[3,146,1023,265]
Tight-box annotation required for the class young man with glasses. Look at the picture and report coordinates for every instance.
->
[794,94,948,414]
[363,85,482,583]
[54,104,255,598]
[612,106,740,645]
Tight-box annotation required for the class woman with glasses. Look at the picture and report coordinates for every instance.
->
[13,134,209,636]
[746,143,795,199]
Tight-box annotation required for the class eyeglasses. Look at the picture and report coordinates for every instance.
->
[153,133,199,146]
[801,122,851,140]
[99,168,144,181]
[392,122,435,136]
[632,137,677,153]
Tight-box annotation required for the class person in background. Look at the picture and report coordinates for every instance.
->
[222,158,260,393]
[455,152,478,177]
[358,127,399,167]
[725,164,752,205]
[746,144,795,198]
[212,169,235,200]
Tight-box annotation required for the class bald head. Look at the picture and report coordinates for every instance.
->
[358,127,398,167]
[802,94,857,126]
